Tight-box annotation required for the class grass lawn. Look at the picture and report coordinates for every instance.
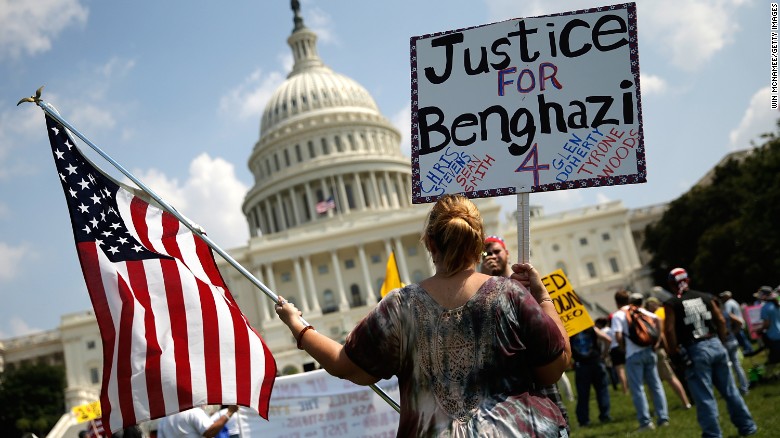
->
[564,350,780,437]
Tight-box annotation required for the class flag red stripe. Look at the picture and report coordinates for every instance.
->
[130,197,155,252]
[258,335,276,418]
[160,258,192,409]
[229,307,251,405]
[197,277,222,402]
[77,243,116,430]
[126,261,165,418]
[157,212,195,409]
[115,275,137,426]
[194,235,224,288]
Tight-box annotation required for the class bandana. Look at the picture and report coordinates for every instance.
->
[484,235,506,249]
[668,267,689,296]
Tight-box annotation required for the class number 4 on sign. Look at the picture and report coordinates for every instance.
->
[514,143,549,187]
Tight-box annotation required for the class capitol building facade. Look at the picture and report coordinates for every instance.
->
[2,8,665,437]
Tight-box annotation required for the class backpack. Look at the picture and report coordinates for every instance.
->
[625,305,660,347]
[570,327,601,363]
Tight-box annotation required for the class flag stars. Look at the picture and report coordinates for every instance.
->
[54,149,65,160]
[107,247,119,255]
[64,139,73,150]
[69,188,78,198]
[83,225,91,234]
[100,211,106,221]
[117,237,128,245]
[78,179,90,190]
[78,203,89,213]
[65,164,77,175]
[51,127,59,135]
[59,172,66,182]
[132,244,143,252]
[88,174,96,184]
[90,217,99,228]
[109,223,120,230]
[90,194,102,205]
[96,239,104,246]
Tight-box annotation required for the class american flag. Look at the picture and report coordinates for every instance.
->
[315,196,335,214]
[85,419,105,438]
[44,115,276,433]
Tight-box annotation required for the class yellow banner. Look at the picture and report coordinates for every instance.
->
[541,269,594,337]
[71,400,101,423]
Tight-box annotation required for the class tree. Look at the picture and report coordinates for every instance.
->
[0,363,66,437]
[643,124,780,304]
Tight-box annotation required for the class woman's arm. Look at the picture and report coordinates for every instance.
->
[275,297,379,386]
[510,263,572,385]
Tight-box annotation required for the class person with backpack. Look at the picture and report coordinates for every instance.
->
[611,289,669,431]
[644,296,692,409]
[570,323,612,427]
[665,268,757,437]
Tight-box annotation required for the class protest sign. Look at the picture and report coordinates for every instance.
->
[541,269,594,336]
[744,304,764,340]
[236,370,399,437]
[410,3,644,203]
[72,400,101,424]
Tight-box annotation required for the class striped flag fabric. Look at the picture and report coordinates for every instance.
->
[315,196,335,214]
[85,419,105,438]
[43,115,277,433]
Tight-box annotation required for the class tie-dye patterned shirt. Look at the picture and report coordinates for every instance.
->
[345,276,567,437]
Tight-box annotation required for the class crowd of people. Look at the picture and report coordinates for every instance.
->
[119,195,777,437]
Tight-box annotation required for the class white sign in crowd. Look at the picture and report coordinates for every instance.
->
[233,370,400,437]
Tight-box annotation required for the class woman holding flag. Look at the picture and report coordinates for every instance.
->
[276,194,570,436]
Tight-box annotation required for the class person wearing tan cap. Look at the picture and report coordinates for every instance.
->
[757,285,780,378]
[718,290,750,394]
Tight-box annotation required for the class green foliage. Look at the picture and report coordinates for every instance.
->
[0,363,66,437]
[643,127,780,303]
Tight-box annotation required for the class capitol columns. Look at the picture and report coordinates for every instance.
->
[357,244,378,306]
[330,250,350,309]
[293,257,310,313]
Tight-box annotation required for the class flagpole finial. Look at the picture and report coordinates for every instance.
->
[17,85,44,106]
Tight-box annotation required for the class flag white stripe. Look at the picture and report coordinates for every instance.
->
[248,324,264,411]
[176,229,212,284]
[214,288,237,400]
[178,259,208,406]
[111,260,152,423]
[95,247,123,432]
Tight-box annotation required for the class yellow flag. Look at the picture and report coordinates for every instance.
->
[380,252,404,297]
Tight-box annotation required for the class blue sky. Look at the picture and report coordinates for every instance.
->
[0,0,775,338]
